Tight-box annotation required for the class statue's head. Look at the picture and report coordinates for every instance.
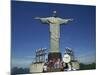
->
[53,10,57,17]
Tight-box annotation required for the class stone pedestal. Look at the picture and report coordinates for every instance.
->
[48,52,62,61]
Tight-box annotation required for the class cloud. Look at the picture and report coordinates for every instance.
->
[76,51,96,64]
[11,57,33,68]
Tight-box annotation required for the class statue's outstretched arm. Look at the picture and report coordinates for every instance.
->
[60,18,73,24]
[67,19,73,22]
[34,17,49,24]
[34,17,41,19]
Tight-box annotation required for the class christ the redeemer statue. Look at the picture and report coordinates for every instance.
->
[34,11,73,60]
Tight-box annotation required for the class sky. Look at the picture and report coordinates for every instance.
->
[11,1,96,68]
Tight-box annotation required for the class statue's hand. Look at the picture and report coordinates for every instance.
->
[34,17,40,19]
[68,19,73,21]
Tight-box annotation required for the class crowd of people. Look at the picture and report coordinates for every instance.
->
[43,58,65,72]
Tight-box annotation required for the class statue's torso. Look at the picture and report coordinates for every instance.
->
[47,17,61,24]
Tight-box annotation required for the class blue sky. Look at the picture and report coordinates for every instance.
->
[11,1,96,68]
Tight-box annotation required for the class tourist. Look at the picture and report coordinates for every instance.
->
[43,63,47,72]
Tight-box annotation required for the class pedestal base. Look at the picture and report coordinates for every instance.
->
[48,52,62,61]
